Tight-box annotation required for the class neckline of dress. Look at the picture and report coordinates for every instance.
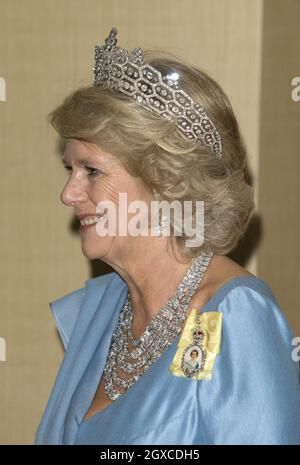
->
[78,274,269,428]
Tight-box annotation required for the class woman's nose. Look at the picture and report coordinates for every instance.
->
[60,177,88,206]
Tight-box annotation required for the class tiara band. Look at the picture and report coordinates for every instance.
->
[93,27,222,158]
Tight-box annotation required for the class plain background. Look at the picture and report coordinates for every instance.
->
[0,0,299,444]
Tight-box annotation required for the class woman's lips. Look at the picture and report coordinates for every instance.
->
[79,222,96,231]
[79,214,107,232]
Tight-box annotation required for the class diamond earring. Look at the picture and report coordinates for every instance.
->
[152,214,169,236]
[152,190,169,236]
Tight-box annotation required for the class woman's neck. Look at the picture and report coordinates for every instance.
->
[104,240,212,334]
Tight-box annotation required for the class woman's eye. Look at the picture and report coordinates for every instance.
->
[63,165,102,177]
[85,166,102,177]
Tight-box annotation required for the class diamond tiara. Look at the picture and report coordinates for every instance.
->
[93,27,222,158]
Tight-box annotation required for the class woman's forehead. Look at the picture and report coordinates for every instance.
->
[63,139,116,163]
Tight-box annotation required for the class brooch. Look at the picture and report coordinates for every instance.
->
[169,309,222,380]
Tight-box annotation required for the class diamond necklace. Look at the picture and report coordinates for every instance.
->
[103,248,214,400]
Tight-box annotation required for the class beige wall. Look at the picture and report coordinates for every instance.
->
[0,0,296,445]
[257,0,300,337]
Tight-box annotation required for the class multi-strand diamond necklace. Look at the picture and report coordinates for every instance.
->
[103,248,213,400]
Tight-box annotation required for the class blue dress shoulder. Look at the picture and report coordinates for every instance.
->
[35,272,300,445]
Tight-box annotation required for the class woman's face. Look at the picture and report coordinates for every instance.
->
[191,350,198,360]
[60,139,154,263]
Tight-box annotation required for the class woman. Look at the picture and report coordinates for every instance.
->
[184,349,200,372]
[35,27,300,445]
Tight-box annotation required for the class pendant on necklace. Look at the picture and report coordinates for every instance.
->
[169,308,223,380]
[181,324,207,378]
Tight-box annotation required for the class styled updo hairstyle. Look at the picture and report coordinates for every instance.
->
[48,50,255,261]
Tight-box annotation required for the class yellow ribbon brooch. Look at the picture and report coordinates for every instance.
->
[169,309,223,380]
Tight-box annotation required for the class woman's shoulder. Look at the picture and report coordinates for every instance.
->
[206,273,277,310]
[193,255,276,314]
[198,260,295,349]
[196,255,294,337]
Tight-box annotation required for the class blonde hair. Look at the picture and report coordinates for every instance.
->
[49,50,255,261]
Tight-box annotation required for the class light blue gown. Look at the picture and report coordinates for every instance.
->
[35,272,300,445]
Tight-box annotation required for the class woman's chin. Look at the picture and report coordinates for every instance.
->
[81,243,105,260]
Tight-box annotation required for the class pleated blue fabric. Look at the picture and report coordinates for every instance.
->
[35,272,300,445]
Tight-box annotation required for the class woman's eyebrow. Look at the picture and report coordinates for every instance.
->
[61,157,99,166]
